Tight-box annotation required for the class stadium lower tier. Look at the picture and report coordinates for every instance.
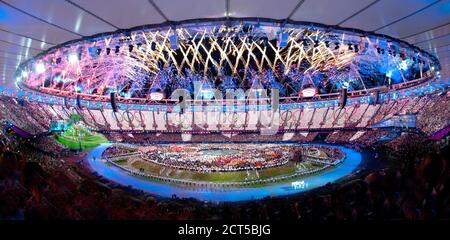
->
[89,143,358,201]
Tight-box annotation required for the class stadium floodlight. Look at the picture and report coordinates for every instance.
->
[342,81,350,89]
[399,60,408,70]
[75,85,83,92]
[35,63,45,74]
[277,32,288,48]
[123,92,131,99]
[169,33,179,50]
[199,89,214,99]
[254,88,265,98]
[68,53,79,64]
[386,70,393,78]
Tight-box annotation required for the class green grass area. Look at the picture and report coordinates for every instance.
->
[113,159,128,165]
[55,124,108,150]
[132,160,162,173]
[191,170,248,182]
[129,160,299,182]
[257,163,297,179]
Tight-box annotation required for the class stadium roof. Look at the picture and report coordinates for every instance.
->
[0,0,449,88]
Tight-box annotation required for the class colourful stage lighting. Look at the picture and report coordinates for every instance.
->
[386,70,393,78]
[200,89,214,99]
[35,63,45,74]
[399,60,408,70]
[68,54,79,64]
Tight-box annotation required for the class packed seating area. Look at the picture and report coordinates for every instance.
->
[101,145,138,159]
[325,131,358,144]
[416,94,450,134]
[305,145,345,162]
[28,136,71,157]
[0,130,448,220]
[0,97,48,134]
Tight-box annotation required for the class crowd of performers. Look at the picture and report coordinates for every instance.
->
[101,143,344,172]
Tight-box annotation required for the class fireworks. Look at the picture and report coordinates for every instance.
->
[18,20,437,99]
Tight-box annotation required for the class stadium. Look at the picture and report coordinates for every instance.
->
[0,0,449,222]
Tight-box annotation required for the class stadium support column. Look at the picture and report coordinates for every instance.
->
[164,111,169,130]
[321,107,330,127]
[125,111,135,130]
[138,111,146,130]
[76,95,82,109]
[110,92,118,112]
[100,109,111,130]
[244,109,249,130]
[332,107,344,127]
[356,104,370,127]
[202,101,208,130]
[339,88,348,108]
[151,111,157,130]
[295,107,303,131]
[113,111,123,131]
[307,108,316,129]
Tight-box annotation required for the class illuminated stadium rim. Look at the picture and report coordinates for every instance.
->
[17,74,435,106]
[1,75,445,115]
[16,18,440,103]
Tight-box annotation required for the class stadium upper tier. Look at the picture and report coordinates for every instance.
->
[15,19,441,102]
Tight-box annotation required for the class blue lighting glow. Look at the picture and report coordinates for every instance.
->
[122,92,131,99]
[86,143,362,202]
[35,63,45,74]
[386,70,393,78]
[399,60,409,70]
[199,89,214,99]
[54,75,63,82]
[0,7,7,20]
[68,53,79,64]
